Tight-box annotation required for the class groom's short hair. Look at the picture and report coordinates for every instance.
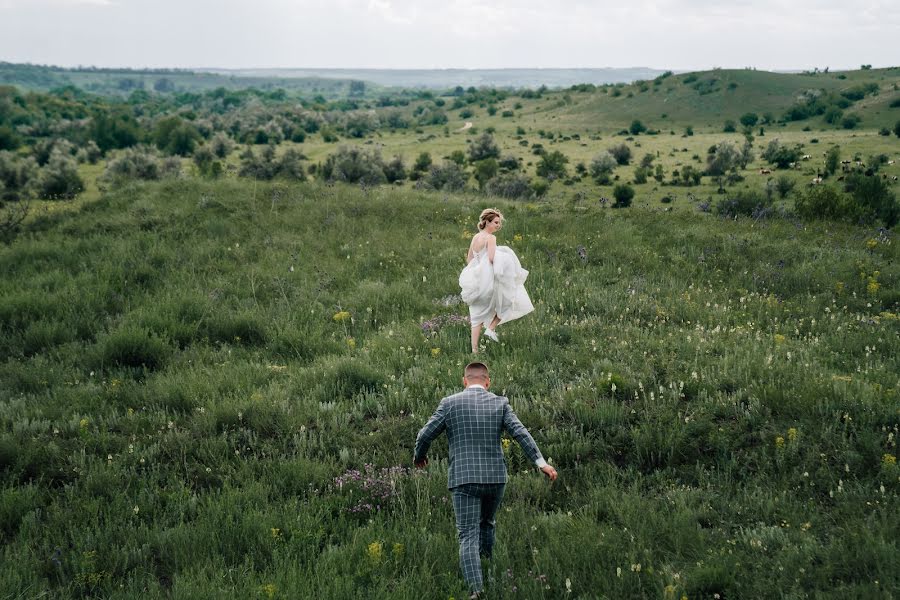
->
[464,362,489,381]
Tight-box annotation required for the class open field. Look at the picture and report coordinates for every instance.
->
[1,177,899,598]
[1,65,900,598]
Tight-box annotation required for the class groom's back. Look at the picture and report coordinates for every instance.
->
[443,387,508,487]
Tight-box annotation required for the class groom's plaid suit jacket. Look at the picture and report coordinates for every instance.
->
[414,386,545,489]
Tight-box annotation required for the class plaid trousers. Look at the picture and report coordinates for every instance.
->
[451,482,506,593]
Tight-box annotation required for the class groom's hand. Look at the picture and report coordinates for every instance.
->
[414,457,428,469]
[540,465,557,482]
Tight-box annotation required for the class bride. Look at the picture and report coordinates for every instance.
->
[459,208,534,353]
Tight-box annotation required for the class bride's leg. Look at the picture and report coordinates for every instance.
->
[488,315,501,331]
[471,325,481,353]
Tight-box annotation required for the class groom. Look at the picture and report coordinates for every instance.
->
[414,361,557,598]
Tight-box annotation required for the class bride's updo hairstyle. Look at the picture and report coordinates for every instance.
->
[478,208,504,231]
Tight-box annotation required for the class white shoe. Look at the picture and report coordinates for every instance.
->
[483,328,499,342]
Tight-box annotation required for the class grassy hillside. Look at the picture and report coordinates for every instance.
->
[0,179,897,598]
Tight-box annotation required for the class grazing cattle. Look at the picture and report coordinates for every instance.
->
[887,160,895,165]
[811,176,823,185]
[840,160,852,165]
[801,154,812,160]
[759,168,772,175]
[892,176,899,182]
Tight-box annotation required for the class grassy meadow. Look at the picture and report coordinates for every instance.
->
[1,175,898,598]
[1,65,900,599]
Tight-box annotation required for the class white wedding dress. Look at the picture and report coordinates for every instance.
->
[459,245,534,328]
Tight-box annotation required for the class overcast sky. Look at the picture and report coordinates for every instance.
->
[1,0,898,71]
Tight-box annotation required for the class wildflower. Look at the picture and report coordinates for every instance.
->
[79,418,89,429]
[431,347,441,358]
[502,438,511,453]
[775,436,785,449]
[883,454,897,467]
[801,522,812,531]
[367,541,383,564]
[867,278,880,295]
[566,578,572,593]
[774,334,786,345]
[616,567,622,577]
[787,428,798,442]
[261,583,277,599]
[392,542,404,557]
[271,528,281,539]
[347,337,356,350]
[333,311,352,323]
[513,233,523,242]
[133,505,139,514]
[866,238,878,250]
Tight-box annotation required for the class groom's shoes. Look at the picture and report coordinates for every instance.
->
[483,328,499,343]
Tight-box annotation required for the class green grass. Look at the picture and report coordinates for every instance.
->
[1,177,898,598]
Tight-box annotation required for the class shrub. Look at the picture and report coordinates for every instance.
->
[0,125,20,151]
[411,152,432,178]
[894,120,900,138]
[485,173,533,200]
[844,173,899,227]
[612,184,634,208]
[240,145,307,181]
[193,145,222,178]
[823,106,844,125]
[715,189,772,218]
[37,149,84,199]
[498,155,519,171]
[473,158,499,190]
[590,152,617,184]
[418,162,468,192]
[633,167,649,184]
[841,114,861,129]
[723,120,737,133]
[101,145,181,184]
[75,141,102,164]
[467,133,500,162]
[608,143,632,165]
[629,120,646,135]
[209,133,234,159]
[383,155,407,183]
[153,116,200,156]
[706,142,741,177]
[531,179,550,198]
[824,146,841,176]
[0,151,39,201]
[774,175,796,199]
[762,139,802,169]
[319,146,384,185]
[536,150,569,180]
[448,150,467,166]
[740,113,759,127]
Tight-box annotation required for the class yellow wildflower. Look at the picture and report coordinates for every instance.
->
[270,528,281,539]
[775,436,785,449]
[835,281,844,294]
[392,542,404,557]
[513,233,523,242]
[866,238,878,250]
[367,541,383,564]
[883,454,897,467]
[774,334,786,345]
[261,583,277,599]
[333,311,351,322]
[79,418,89,429]
[867,278,880,295]
[787,428,798,442]
[502,438,511,453]
[431,347,441,358]
[347,337,356,350]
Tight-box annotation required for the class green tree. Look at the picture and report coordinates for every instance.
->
[590,152,617,185]
[612,184,634,208]
[629,120,646,135]
[608,143,632,165]
[536,150,569,180]
[824,146,841,176]
[467,133,500,162]
[739,113,759,128]
[473,158,499,190]
[154,116,200,156]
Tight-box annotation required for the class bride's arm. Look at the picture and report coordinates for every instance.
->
[487,235,497,263]
[466,239,474,264]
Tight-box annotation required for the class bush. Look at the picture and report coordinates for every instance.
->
[318,146,384,185]
[418,162,468,192]
[209,133,234,159]
[612,184,634,208]
[774,175,796,199]
[824,146,840,176]
[894,121,900,138]
[535,150,569,180]
[101,145,181,184]
[467,133,500,162]
[740,113,759,127]
[531,179,550,198]
[762,139,802,169]
[0,151,39,201]
[633,167,649,184]
[723,120,737,133]
[239,145,307,181]
[715,189,772,218]
[629,120,646,135]
[590,152,617,184]
[75,141,102,165]
[153,116,200,156]
[0,125,21,151]
[498,155,519,171]
[411,152,432,178]
[485,173,533,200]
[37,149,84,199]
[608,143,632,165]
[844,173,899,227]
[841,114,861,129]
[823,106,844,125]
[383,155,407,183]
